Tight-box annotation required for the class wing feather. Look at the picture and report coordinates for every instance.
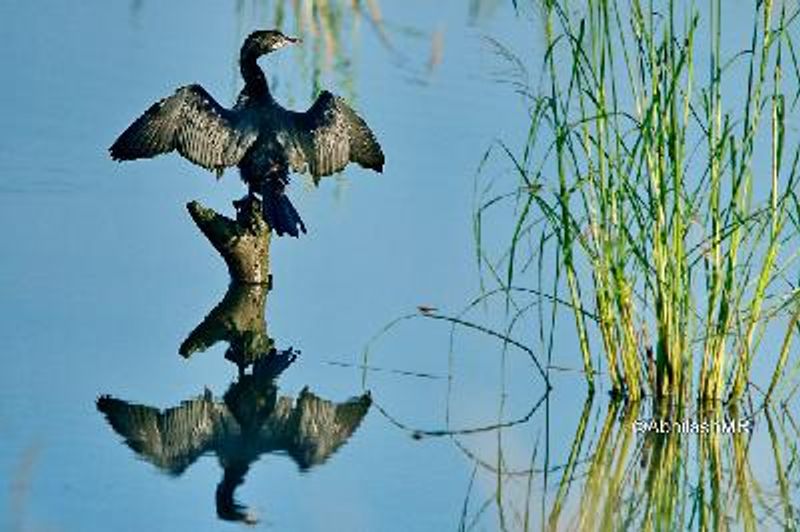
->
[97,394,221,475]
[284,91,384,183]
[109,85,256,175]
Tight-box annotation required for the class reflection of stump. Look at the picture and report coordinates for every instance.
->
[180,282,274,371]
[187,196,271,284]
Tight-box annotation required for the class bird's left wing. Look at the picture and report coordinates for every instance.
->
[97,394,222,475]
[110,84,257,175]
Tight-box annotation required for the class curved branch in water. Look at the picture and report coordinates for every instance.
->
[371,391,548,439]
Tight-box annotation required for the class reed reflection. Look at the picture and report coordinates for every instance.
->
[545,401,798,531]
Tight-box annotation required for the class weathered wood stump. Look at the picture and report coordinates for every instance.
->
[187,196,271,285]
[183,196,280,373]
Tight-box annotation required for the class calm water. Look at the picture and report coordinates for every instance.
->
[1,1,799,531]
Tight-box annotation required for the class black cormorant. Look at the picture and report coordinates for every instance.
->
[109,30,384,237]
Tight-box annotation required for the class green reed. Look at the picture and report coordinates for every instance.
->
[477,0,800,401]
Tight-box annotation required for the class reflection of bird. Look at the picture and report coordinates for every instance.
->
[110,30,384,237]
[97,356,371,525]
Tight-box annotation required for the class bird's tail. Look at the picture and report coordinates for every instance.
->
[260,178,307,237]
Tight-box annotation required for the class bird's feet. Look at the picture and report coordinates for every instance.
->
[233,192,257,213]
[233,193,265,233]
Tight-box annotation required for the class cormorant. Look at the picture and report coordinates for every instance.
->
[109,30,385,237]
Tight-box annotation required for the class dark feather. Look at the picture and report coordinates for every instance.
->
[96,394,219,475]
[259,175,306,237]
[109,85,257,175]
[283,91,384,183]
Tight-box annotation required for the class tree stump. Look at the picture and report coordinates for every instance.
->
[187,196,271,285]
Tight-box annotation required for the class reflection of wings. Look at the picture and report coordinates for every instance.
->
[97,385,372,473]
[286,388,372,469]
[97,393,222,475]
[283,91,384,182]
[109,85,257,175]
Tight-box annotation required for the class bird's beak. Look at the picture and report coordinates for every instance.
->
[286,36,302,45]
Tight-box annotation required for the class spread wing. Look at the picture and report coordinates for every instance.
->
[109,85,257,175]
[97,394,222,475]
[282,91,384,183]
[285,390,372,469]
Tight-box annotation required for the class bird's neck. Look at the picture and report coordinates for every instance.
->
[239,51,272,101]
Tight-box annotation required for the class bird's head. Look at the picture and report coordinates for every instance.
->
[241,30,301,58]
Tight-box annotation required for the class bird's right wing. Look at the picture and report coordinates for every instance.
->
[109,85,257,175]
[283,91,384,183]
